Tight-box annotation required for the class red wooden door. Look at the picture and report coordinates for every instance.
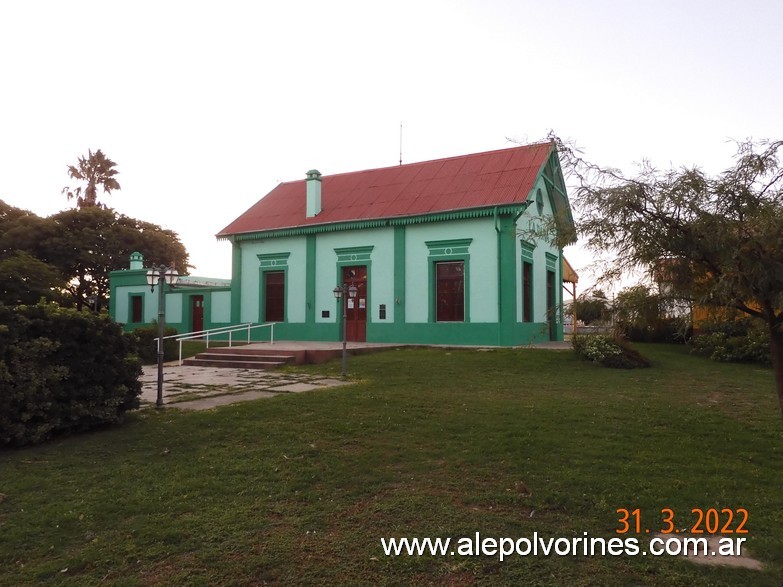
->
[546,270,556,341]
[342,265,367,342]
[191,295,204,333]
[264,271,285,322]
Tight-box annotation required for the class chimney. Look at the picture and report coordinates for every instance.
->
[305,169,322,217]
[129,251,144,270]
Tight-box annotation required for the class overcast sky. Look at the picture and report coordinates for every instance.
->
[2,0,781,289]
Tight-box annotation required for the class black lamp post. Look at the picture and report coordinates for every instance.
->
[146,265,179,408]
[333,283,358,376]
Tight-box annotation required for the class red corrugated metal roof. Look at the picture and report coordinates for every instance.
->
[217,141,554,237]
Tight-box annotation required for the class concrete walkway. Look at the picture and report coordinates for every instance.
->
[139,364,349,411]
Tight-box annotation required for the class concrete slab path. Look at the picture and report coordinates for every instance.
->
[139,365,351,411]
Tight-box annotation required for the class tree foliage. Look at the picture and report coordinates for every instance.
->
[49,207,189,311]
[557,137,783,423]
[0,200,189,311]
[614,285,661,330]
[570,294,608,325]
[0,251,65,306]
[62,149,121,209]
[0,201,67,305]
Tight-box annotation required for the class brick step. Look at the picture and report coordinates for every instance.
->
[182,349,298,370]
[182,357,290,370]
[192,352,297,363]
[201,347,307,363]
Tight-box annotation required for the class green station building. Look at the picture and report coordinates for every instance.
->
[110,141,576,346]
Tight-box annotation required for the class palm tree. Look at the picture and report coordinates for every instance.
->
[62,149,121,208]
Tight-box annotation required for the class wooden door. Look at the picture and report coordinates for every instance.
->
[342,265,367,342]
[264,271,285,322]
[191,295,204,333]
[546,270,556,340]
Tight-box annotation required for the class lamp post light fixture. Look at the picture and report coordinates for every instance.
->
[333,283,358,376]
[146,264,179,408]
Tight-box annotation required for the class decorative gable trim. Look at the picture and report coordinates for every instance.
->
[545,252,558,271]
[425,238,473,257]
[334,246,374,263]
[520,240,536,262]
[257,252,291,268]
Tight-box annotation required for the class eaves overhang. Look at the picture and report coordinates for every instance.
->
[216,204,527,242]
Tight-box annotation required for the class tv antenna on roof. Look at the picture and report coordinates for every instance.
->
[399,122,403,166]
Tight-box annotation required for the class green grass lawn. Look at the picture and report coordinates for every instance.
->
[1,344,782,585]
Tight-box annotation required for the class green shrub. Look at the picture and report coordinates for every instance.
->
[691,319,770,364]
[572,334,651,369]
[0,303,142,446]
[125,323,179,364]
[623,318,689,343]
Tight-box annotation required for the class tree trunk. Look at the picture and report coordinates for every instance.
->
[770,323,783,428]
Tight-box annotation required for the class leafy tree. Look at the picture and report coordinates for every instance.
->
[0,199,27,231]
[0,251,65,306]
[0,200,189,312]
[614,285,661,330]
[0,201,67,304]
[571,294,608,325]
[48,207,189,311]
[0,201,56,260]
[559,138,783,425]
[62,149,121,209]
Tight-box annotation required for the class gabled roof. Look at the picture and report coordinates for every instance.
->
[218,141,564,239]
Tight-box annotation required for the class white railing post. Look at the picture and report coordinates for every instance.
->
[155,322,276,360]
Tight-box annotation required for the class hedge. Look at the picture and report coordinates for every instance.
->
[691,318,771,365]
[125,323,179,364]
[0,303,142,446]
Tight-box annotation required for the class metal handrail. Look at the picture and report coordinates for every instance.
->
[154,322,276,365]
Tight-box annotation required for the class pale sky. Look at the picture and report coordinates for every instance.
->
[2,0,781,290]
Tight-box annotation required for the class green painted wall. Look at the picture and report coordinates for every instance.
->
[238,236,307,324]
[313,228,395,326]
[404,218,498,324]
[515,177,563,330]
[212,291,231,323]
[229,211,565,346]
[230,241,242,324]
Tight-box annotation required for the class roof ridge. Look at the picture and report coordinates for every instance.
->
[299,140,554,181]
